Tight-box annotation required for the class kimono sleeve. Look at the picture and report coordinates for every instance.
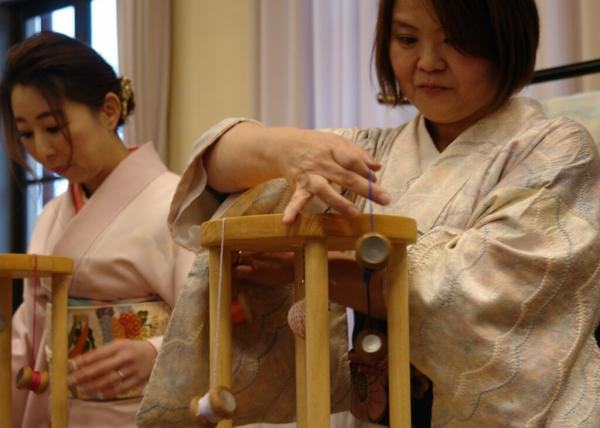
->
[407,122,600,426]
[168,118,261,252]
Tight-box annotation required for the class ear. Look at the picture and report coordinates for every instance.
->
[100,92,122,131]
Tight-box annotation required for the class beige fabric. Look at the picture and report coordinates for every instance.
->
[139,97,600,427]
[542,90,600,146]
[140,178,353,427]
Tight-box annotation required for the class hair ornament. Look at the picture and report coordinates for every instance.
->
[119,76,133,119]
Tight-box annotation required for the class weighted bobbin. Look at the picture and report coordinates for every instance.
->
[355,328,387,365]
[287,299,306,339]
[355,233,391,271]
[16,366,49,394]
[190,385,237,426]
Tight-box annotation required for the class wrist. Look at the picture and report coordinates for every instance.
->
[145,336,162,355]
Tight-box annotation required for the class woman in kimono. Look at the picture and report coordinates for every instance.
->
[1,32,195,427]
[139,0,600,426]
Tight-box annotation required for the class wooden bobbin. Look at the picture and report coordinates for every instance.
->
[355,233,392,271]
[287,298,332,339]
[287,299,306,339]
[355,328,388,365]
[16,366,49,394]
[190,385,237,427]
[231,293,252,325]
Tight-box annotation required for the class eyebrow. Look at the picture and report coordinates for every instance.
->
[391,19,418,31]
[14,111,56,122]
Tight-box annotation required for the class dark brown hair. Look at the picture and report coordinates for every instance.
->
[374,0,539,110]
[0,31,135,167]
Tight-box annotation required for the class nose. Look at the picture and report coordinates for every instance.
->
[32,134,57,165]
[417,44,446,73]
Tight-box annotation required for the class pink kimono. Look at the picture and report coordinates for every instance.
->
[11,143,195,428]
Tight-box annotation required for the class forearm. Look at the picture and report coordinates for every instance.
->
[205,122,301,192]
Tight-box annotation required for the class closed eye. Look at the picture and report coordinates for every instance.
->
[394,35,418,46]
[17,130,33,140]
[46,126,62,134]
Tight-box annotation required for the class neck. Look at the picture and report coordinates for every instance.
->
[83,136,129,194]
[425,102,503,152]
[425,120,461,152]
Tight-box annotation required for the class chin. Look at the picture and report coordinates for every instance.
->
[419,109,459,124]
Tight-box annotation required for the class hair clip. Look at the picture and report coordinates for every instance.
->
[119,77,133,119]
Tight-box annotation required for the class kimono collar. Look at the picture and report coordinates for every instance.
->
[52,142,166,262]
[69,145,142,214]
[417,115,440,170]
[380,97,544,235]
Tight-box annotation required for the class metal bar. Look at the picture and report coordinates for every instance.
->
[531,59,600,84]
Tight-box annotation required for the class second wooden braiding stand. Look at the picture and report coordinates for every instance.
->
[0,253,72,427]
[198,213,416,428]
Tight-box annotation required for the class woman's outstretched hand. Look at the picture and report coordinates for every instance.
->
[67,339,157,400]
[274,129,391,224]
[206,123,391,224]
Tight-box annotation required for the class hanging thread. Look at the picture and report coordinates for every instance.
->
[31,255,38,367]
[16,254,49,394]
[354,170,390,357]
[365,171,375,323]
[189,218,237,424]
[211,218,227,387]
[368,169,375,231]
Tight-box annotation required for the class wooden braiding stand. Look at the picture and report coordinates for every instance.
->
[0,253,72,427]
[198,213,416,427]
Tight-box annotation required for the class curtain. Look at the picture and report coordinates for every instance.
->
[526,0,600,99]
[256,0,599,129]
[117,0,171,161]
[256,0,416,129]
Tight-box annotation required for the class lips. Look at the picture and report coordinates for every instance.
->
[416,83,448,89]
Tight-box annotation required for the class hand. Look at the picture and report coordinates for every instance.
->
[233,251,295,286]
[271,128,391,224]
[67,339,157,399]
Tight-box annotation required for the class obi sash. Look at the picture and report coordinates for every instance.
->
[47,297,171,401]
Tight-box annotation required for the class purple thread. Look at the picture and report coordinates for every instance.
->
[368,169,374,231]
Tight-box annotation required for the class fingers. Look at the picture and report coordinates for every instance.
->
[323,165,390,205]
[330,143,381,179]
[113,370,141,396]
[283,171,391,225]
[67,339,155,398]
[68,352,125,391]
[233,251,295,285]
[69,340,126,381]
[280,134,390,222]
[282,187,316,224]
[78,367,138,400]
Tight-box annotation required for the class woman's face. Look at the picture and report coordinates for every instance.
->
[11,84,125,193]
[389,0,497,140]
